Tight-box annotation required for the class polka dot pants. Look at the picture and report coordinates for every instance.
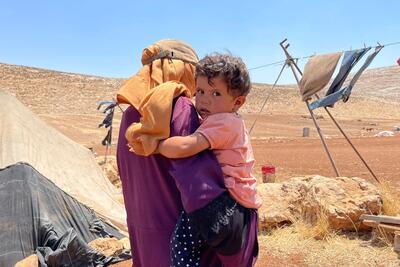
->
[170,211,206,267]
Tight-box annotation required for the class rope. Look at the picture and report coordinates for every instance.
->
[248,41,400,71]
[248,60,286,70]
[248,61,287,135]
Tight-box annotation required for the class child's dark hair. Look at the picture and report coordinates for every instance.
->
[196,53,251,97]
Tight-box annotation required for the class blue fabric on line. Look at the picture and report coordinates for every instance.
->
[325,48,370,96]
[310,46,383,110]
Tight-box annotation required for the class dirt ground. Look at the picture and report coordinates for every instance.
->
[39,111,400,266]
[92,113,398,267]
[252,135,400,187]
[33,105,400,267]
[94,115,400,267]
[45,112,400,189]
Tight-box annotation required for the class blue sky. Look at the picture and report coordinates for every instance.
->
[1,0,399,84]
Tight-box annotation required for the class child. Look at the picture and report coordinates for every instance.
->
[157,53,261,266]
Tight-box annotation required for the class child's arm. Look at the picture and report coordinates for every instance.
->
[158,132,210,158]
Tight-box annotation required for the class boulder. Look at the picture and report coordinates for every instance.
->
[258,175,382,231]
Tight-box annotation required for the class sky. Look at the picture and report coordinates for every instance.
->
[1,0,399,84]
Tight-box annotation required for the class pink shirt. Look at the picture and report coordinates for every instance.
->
[196,113,262,209]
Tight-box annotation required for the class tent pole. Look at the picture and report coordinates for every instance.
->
[104,125,111,164]
[305,99,340,176]
[319,100,380,183]
[280,39,341,177]
[104,144,109,163]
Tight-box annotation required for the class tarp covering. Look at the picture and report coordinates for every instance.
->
[0,163,128,267]
[0,90,127,232]
[299,52,342,101]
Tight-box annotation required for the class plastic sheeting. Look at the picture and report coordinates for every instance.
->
[0,163,128,267]
[0,90,127,232]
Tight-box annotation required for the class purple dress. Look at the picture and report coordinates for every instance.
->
[117,96,258,267]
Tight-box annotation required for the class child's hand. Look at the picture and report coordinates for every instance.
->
[126,133,143,153]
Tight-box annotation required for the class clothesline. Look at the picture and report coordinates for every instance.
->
[247,40,392,135]
[248,41,400,71]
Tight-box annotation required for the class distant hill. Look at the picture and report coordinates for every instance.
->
[241,65,400,119]
[0,63,123,115]
[1,63,399,118]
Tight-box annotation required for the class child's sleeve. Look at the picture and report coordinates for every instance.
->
[196,114,238,150]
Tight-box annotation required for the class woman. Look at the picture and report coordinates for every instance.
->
[116,39,258,267]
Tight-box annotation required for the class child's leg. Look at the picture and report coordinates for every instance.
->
[187,192,251,255]
[170,211,206,267]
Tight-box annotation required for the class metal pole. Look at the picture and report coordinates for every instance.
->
[305,100,340,176]
[280,39,340,177]
[318,98,380,183]
[280,39,379,182]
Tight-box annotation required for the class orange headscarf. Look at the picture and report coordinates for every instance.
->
[116,39,199,156]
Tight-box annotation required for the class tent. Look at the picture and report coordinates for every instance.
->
[0,90,129,265]
[0,90,127,232]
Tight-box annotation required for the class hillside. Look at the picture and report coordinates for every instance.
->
[1,63,399,117]
[0,63,123,115]
[1,62,399,147]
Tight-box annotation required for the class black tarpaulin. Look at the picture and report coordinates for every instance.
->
[0,162,129,267]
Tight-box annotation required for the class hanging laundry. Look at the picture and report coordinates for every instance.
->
[325,48,370,96]
[309,46,383,110]
[299,52,342,101]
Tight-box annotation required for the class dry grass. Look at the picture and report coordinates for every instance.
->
[366,180,400,249]
[260,226,400,266]
[378,180,400,216]
[258,205,400,266]
[290,208,332,240]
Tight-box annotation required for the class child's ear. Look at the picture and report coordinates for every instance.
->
[233,96,246,112]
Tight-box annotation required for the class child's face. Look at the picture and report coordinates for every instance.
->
[195,75,245,119]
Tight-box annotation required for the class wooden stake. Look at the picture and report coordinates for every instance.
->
[394,231,400,258]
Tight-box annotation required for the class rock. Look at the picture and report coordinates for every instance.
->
[258,175,382,231]
[119,237,131,250]
[14,255,38,267]
[96,156,122,189]
[258,182,302,229]
[88,237,124,257]
[374,131,395,137]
